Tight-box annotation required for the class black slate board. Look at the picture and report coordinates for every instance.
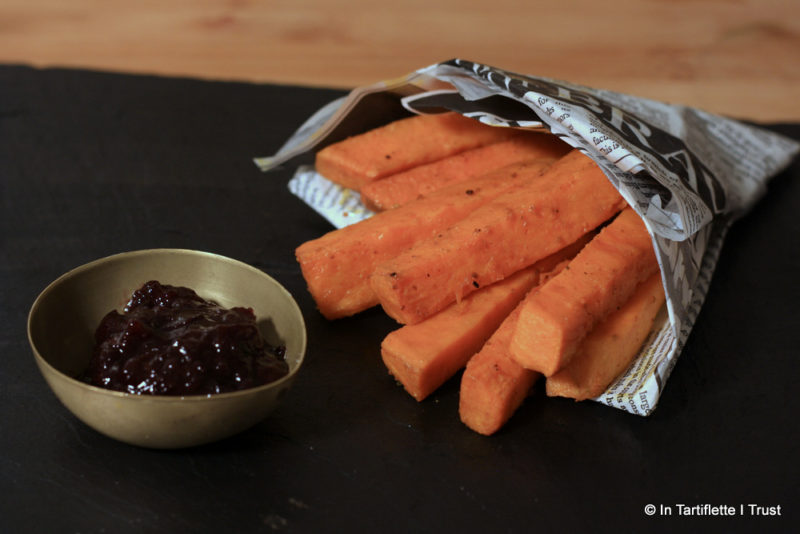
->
[1,65,798,533]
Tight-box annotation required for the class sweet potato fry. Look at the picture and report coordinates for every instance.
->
[381,233,592,402]
[296,160,552,319]
[458,308,538,436]
[381,267,539,402]
[315,112,518,191]
[509,207,659,376]
[458,261,571,436]
[546,273,666,401]
[370,149,627,325]
[360,134,569,210]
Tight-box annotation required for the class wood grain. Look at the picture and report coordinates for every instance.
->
[1,0,798,121]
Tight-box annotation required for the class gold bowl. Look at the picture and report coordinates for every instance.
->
[27,249,306,449]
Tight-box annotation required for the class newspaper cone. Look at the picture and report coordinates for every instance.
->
[255,59,799,415]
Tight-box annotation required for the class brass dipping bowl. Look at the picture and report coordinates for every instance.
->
[27,249,306,449]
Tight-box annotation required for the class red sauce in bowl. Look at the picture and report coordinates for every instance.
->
[84,281,288,396]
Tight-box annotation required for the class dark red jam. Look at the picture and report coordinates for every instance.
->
[84,280,288,396]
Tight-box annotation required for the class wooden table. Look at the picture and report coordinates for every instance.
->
[2,0,798,122]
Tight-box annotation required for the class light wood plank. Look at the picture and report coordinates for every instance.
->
[1,0,798,121]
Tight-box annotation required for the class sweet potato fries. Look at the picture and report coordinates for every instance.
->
[295,113,666,435]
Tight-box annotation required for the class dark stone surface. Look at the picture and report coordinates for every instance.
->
[1,65,797,533]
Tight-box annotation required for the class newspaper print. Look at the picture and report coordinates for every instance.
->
[258,59,799,415]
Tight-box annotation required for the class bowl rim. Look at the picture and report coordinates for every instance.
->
[27,248,307,403]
